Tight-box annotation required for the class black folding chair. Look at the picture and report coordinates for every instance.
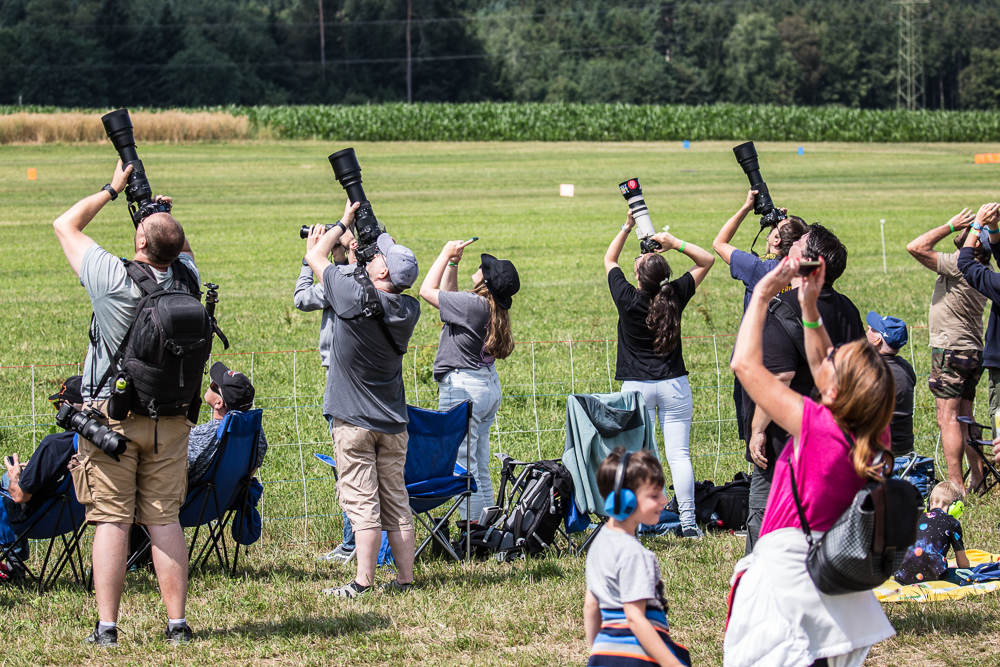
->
[956,416,1000,497]
[1,476,89,594]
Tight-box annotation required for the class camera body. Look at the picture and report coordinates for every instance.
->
[732,141,786,228]
[101,109,172,228]
[329,148,385,266]
[56,402,129,462]
[619,178,662,254]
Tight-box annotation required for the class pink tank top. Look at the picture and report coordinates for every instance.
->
[760,398,868,536]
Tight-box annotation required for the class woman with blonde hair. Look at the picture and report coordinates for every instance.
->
[420,240,519,521]
[725,256,896,667]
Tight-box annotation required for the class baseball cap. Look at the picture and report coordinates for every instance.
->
[209,362,255,411]
[376,233,418,289]
[49,375,83,405]
[481,254,521,310]
[866,311,908,350]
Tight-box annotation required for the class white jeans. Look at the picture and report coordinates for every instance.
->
[621,376,696,528]
[438,365,502,521]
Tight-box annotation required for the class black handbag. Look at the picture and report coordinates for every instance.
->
[788,450,922,595]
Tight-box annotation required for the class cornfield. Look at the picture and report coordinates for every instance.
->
[3,103,1000,143]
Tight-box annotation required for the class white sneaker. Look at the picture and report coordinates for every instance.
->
[317,543,356,562]
[681,526,704,540]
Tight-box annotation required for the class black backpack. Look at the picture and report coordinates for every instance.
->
[93,259,216,423]
[668,472,751,530]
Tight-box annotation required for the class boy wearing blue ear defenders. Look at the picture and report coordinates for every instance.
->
[893,481,971,585]
[583,447,691,667]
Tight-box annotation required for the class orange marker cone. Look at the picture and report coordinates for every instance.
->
[27,168,37,180]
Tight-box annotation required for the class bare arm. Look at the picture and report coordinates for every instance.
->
[53,161,132,277]
[605,210,636,275]
[713,190,756,266]
[731,259,806,440]
[967,203,1000,249]
[2,454,31,504]
[305,201,358,280]
[623,601,683,667]
[955,549,971,569]
[584,590,602,648]
[747,372,793,468]
[650,231,715,288]
[906,209,972,271]
[419,239,475,309]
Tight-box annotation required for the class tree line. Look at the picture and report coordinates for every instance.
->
[2,0,1000,110]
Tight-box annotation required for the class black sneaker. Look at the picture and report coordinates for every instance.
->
[165,623,193,644]
[83,622,119,648]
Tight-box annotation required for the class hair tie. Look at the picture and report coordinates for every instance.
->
[659,277,670,288]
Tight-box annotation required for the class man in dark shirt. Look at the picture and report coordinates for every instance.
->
[1,377,83,569]
[865,312,916,456]
[743,224,865,553]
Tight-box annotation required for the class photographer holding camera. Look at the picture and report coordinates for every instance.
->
[305,200,421,599]
[53,159,196,646]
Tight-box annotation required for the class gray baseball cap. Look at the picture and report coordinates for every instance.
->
[376,233,418,289]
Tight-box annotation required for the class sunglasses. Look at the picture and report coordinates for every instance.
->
[826,343,845,383]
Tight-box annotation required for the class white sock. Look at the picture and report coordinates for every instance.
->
[98,621,117,632]
[168,618,187,629]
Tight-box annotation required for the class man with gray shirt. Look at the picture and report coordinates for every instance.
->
[305,201,420,599]
[53,160,195,646]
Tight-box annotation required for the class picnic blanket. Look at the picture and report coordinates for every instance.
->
[875,550,1000,602]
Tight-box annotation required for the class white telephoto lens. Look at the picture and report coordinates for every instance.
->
[627,197,657,240]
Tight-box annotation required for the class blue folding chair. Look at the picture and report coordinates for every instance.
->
[405,401,475,562]
[1,476,89,594]
[127,409,263,576]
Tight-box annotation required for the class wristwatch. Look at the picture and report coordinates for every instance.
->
[302,257,309,266]
[101,184,118,201]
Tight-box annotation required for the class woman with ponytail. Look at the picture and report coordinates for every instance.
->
[725,257,895,667]
[420,240,519,521]
[605,209,715,538]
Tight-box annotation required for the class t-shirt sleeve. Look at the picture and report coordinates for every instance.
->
[18,433,73,495]
[935,252,963,279]
[672,272,696,310]
[438,290,486,326]
[607,267,634,310]
[950,519,966,553]
[616,549,661,605]
[323,264,365,319]
[176,253,201,286]
[79,243,127,299]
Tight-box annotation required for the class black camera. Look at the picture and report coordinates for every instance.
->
[56,402,129,462]
[329,148,385,266]
[619,178,662,254]
[732,141,786,228]
[101,109,172,228]
[299,224,336,240]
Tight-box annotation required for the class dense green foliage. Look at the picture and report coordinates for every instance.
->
[4,0,1000,108]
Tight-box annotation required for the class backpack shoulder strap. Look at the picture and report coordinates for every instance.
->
[123,259,167,297]
[347,267,405,356]
[169,258,201,296]
[768,295,807,361]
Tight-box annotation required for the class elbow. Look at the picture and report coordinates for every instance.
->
[704,255,716,270]
[905,242,919,258]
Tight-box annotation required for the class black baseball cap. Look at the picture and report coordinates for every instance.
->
[49,375,83,405]
[481,254,520,310]
[209,362,255,411]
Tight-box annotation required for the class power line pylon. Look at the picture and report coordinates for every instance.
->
[895,0,929,110]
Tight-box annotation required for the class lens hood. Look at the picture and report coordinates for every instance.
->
[733,141,760,174]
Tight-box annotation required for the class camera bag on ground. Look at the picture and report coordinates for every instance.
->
[92,259,217,435]
[453,456,575,561]
[789,451,922,595]
[667,473,750,530]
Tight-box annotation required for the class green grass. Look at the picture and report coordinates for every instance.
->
[2,140,1000,665]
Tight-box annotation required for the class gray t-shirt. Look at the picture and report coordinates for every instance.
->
[432,290,494,382]
[79,244,200,401]
[187,417,269,486]
[585,526,665,613]
[322,264,420,434]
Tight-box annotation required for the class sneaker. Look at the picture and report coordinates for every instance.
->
[317,543,356,563]
[380,580,413,595]
[165,623,193,644]
[83,623,119,648]
[322,580,370,599]
[681,526,704,540]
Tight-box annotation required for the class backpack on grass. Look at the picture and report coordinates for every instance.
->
[668,472,750,530]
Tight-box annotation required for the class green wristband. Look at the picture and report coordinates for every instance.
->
[802,317,823,329]
[678,241,687,253]
[949,221,956,233]
[448,262,459,267]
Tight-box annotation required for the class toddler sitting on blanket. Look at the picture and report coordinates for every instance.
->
[894,481,971,585]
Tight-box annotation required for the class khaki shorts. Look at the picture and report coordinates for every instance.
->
[71,405,190,525]
[330,417,412,532]
[929,348,983,400]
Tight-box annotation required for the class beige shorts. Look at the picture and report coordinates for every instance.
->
[330,417,412,532]
[71,405,191,525]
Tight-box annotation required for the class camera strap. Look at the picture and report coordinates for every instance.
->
[349,267,405,357]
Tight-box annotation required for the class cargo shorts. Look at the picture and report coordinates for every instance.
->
[330,417,412,532]
[70,404,191,525]
[928,348,984,401]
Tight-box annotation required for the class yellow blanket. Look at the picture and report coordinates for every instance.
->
[875,550,1000,602]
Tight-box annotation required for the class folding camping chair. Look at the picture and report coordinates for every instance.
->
[957,416,1000,497]
[1,476,89,594]
[127,409,263,576]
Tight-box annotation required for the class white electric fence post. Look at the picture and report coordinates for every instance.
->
[531,342,541,459]
[250,352,255,384]
[569,339,576,395]
[605,339,613,392]
[880,219,887,273]
[292,350,309,545]
[712,335,723,481]
[412,346,419,405]
[30,365,36,446]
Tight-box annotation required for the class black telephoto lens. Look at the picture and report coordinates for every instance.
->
[732,141,785,227]
[101,108,171,228]
[327,148,385,265]
[56,403,129,461]
[299,224,335,239]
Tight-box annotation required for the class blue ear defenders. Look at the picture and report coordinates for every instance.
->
[603,451,637,521]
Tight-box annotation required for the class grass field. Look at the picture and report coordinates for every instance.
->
[2,141,1000,665]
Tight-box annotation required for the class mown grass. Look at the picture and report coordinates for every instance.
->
[2,140,1000,665]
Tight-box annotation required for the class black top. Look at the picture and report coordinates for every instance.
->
[894,508,965,585]
[745,286,864,466]
[885,354,916,456]
[608,267,696,382]
[7,431,75,518]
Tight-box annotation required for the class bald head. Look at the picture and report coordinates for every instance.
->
[138,213,185,266]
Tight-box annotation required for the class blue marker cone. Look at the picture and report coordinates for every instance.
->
[797,146,804,156]
[682,140,691,149]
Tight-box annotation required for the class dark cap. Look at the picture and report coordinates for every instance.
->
[209,362,255,411]
[49,375,83,405]
[481,254,520,310]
